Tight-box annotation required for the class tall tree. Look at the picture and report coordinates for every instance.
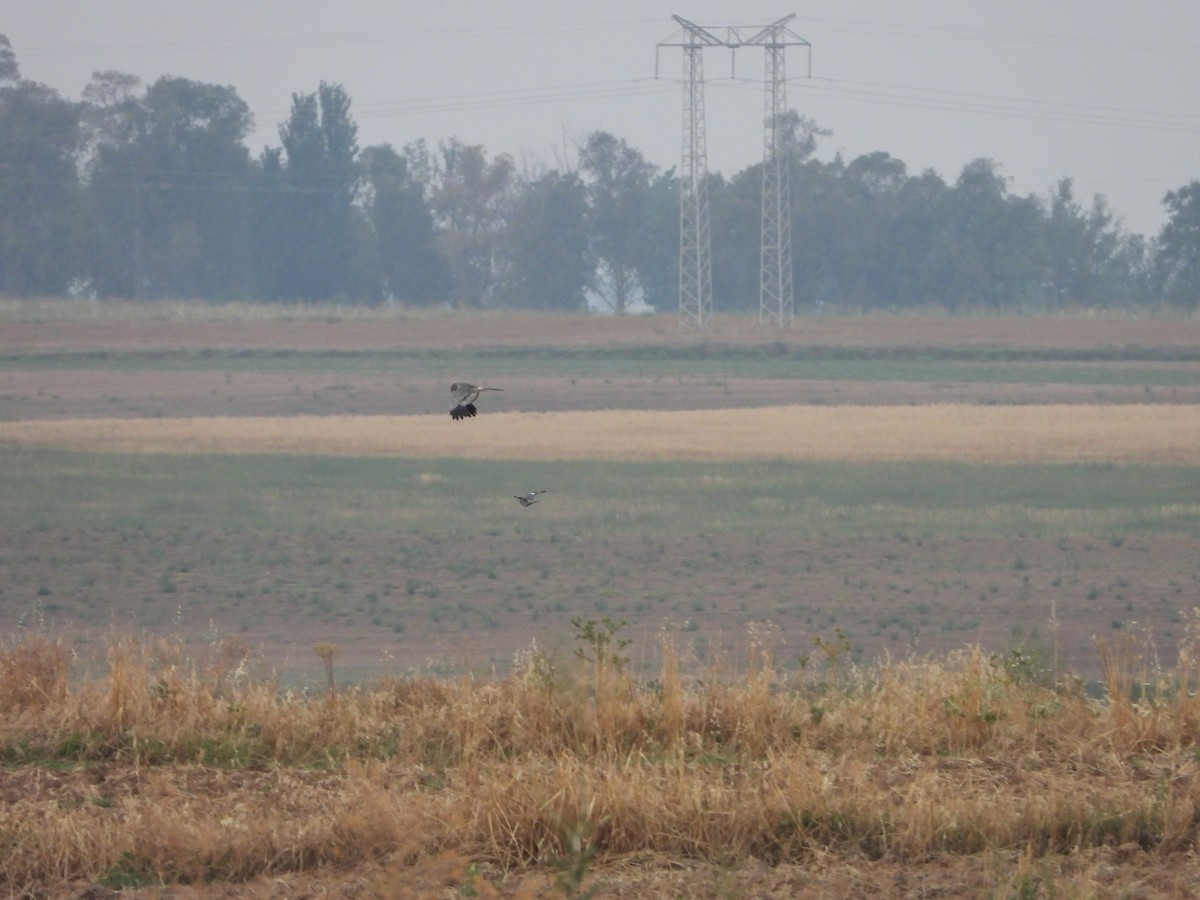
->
[0,43,84,296]
[428,139,514,307]
[79,72,146,297]
[0,34,18,84]
[711,166,762,312]
[1042,178,1147,309]
[495,169,590,310]
[710,114,829,312]
[887,168,951,308]
[1156,181,1200,310]
[636,169,682,312]
[82,73,253,299]
[143,77,253,298]
[921,159,1044,310]
[579,131,656,313]
[358,143,447,304]
[259,82,360,301]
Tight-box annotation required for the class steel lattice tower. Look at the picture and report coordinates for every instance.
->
[741,16,809,327]
[659,15,810,329]
[662,16,722,331]
[759,23,793,327]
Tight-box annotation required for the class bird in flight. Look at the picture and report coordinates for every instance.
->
[450,382,503,420]
[514,490,547,507]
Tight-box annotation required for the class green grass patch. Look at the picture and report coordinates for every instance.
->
[1,448,1196,540]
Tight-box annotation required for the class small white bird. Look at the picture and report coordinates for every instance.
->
[514,490,547,507]
[450,382,503,420]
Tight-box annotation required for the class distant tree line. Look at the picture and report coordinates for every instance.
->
[1,34,1197,312]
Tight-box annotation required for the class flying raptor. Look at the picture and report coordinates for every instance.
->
[514,490,547,507]
[450,382,503,420]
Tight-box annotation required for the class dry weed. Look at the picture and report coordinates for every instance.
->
[2,631,1200,893]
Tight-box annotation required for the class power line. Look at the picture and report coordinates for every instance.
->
[18,16,1199,59]
[14,19,1197,136]
[792,77,1200,135]
[697,76,1200,135]
[339,69,1198,136]
[332,79,675,121]
[245,78,676,132]
[811,76,1200,126]
[16,19,668,59]
[261,66,1200,151]
[800,16,1200,55]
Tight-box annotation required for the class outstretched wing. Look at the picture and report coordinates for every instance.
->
[450,382,479,404]
[450,382,502,419]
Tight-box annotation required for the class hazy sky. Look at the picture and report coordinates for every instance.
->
[7,1,1199,236]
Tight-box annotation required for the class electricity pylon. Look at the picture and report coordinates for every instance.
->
[659,16,722,331]
[760,40,792,326]
[740,15,810,327]
[658,15,810,330]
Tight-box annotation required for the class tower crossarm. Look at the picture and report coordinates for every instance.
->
[659,15,727,48]
[733,14,809,50]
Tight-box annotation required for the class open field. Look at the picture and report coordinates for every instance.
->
[2,309,1198,682]
[4,310,1200,422]
[3,404,1200,463]
[2,449,1198,690]
[2,306,1200,896]
[4,301,1200,352]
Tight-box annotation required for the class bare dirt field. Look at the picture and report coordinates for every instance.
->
[4,523,1194,694]
[8,368,1200,422]
[5,313,1200,422]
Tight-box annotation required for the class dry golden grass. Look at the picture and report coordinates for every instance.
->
[4,628,1200,894]
[3,404,1199,463]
